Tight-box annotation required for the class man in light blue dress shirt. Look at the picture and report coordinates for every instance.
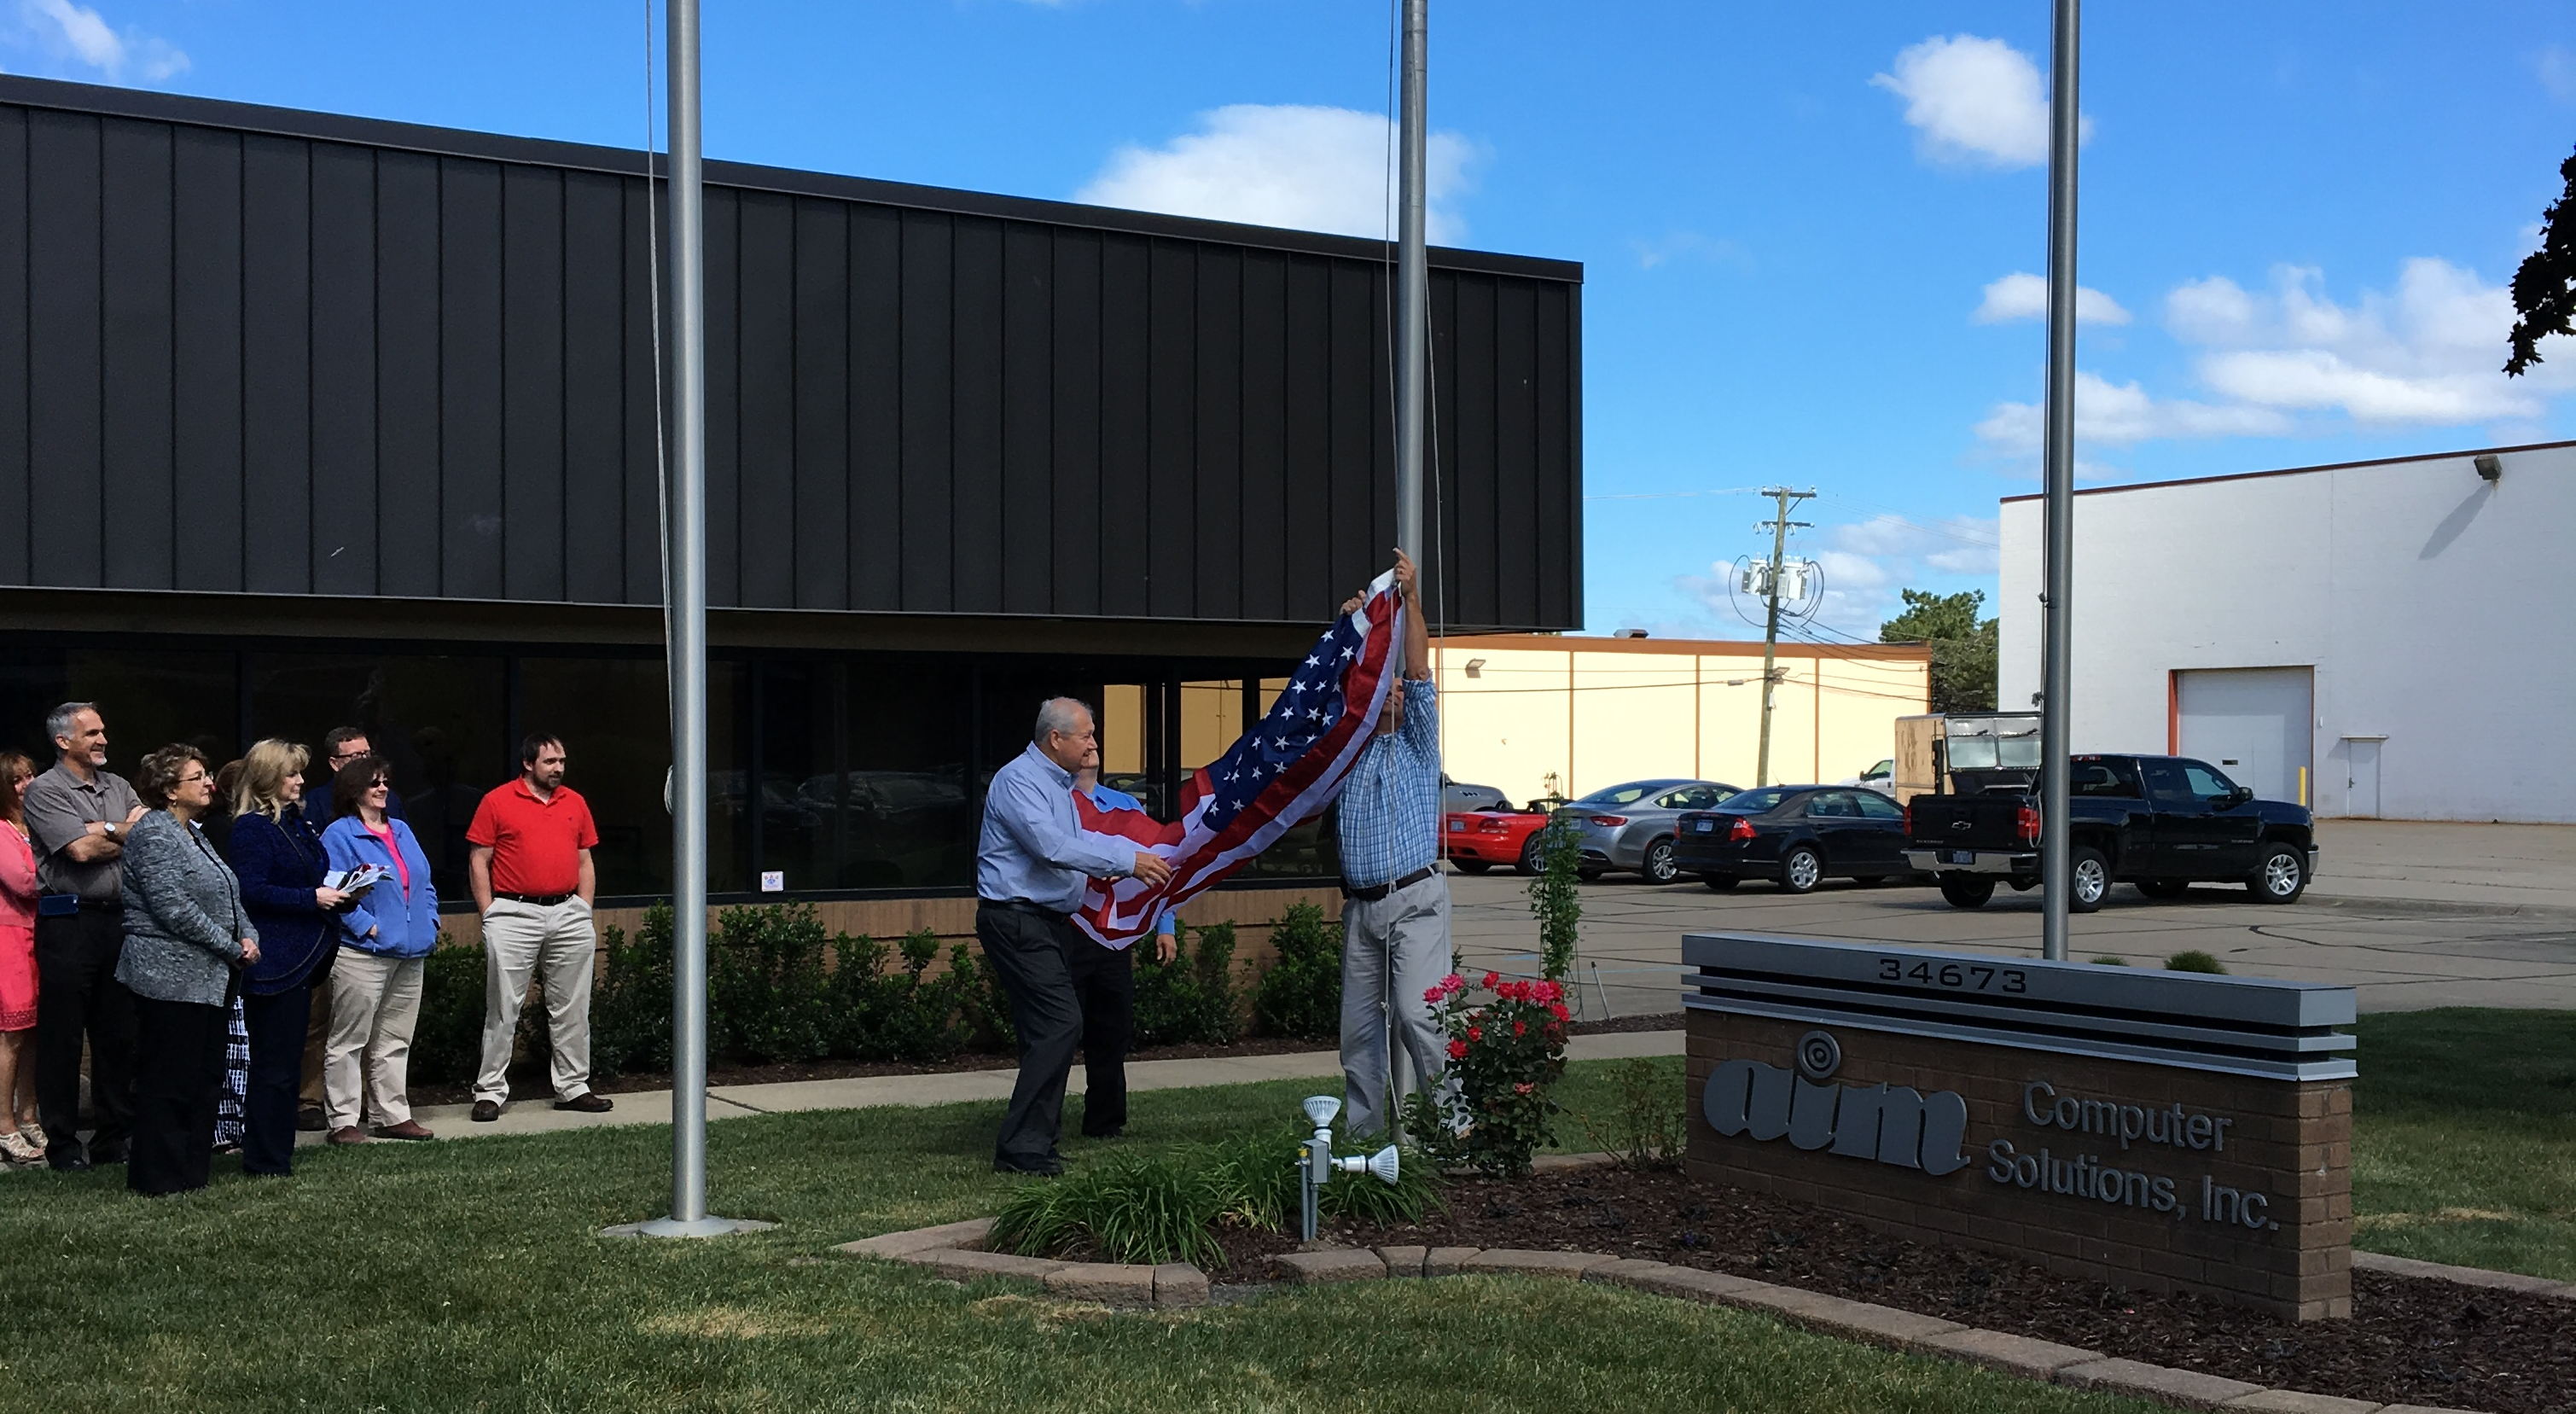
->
[976,698,1172,1175]
[1334,550,1446,1138]
[1067,751,1178,1141]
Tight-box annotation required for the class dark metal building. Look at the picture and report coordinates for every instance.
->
[0,76,1584,905]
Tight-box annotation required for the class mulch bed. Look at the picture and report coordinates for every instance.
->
[1207,1165,2573,1414]
[417,1014,1687,1107]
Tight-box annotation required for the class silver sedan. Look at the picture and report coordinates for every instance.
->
[1561,778,1741,884]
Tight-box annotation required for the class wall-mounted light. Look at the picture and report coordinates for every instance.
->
[1464,658,1486,679]
[2475,453,2503,482]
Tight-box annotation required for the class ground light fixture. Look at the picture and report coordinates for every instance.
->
[1299,1095,1403,1242]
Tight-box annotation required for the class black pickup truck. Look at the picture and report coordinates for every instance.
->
[1902,754,2317,911]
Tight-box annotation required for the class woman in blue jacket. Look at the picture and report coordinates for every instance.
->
[224,740,350,1176]
[318,755,439,1145]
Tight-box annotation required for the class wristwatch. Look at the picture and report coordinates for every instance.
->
[102,821,119,841]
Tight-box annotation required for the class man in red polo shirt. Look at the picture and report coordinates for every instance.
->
[463,734,611,1121]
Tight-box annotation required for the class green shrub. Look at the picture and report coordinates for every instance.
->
[1133,920,1243,1047]
[1202,1126,1302,1231]
[2166,950,2229,974]
[990,1153,1233,1267]
[947,941,1015,1054]
[710,904,832,1064]
[1253,902,1340,1040]
[408,938,486,1085]
[1527,815,1584,982]
[1404,973,1571,1178]
[591,905,675,1079]
[1575,1056,1685,1170]
[2089,954,2131,966]
[827,929,969,1064]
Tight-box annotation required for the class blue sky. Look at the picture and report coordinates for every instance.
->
[10,1,2576,642]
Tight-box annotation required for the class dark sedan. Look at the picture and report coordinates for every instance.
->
[1673,786,1916,893]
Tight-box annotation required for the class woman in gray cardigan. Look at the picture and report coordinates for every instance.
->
[117,744,260,1196]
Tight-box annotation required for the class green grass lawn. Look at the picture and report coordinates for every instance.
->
[2351,1007,2576,1281]
[0,1059,2161,1414]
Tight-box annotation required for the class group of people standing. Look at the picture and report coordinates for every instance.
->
[972,550,1451,1173]
[0,705,611,1196]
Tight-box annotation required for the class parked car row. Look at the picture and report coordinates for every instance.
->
[1441,756,2316,908]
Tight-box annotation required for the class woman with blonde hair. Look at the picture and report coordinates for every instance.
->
[222,739,348,1175]
[0,751,44,1165]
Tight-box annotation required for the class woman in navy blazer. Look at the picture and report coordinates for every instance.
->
[320,756,439,1144]
[224,740,350,1176]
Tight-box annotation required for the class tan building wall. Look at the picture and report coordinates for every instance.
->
[1433,635,1931,805]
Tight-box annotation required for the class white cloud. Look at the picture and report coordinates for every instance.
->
[1975,371,2292,453]
[1630,230,1747,271]
[2167,260,2565,424]
[1672,514,2004,642]
[1974,257,2575,457]
[2542,44,2576,104]
[1076,104,1479,242]
[1871,35,2088,170]
[13,0,186,82]
[1973,271,2129,325]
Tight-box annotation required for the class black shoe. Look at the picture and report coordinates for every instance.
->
[1081,1126,1125,1140]
[993,1155,1064,1177]
[47,1152,90,1173]
[553,1093,613,1114]
[86,1142,128,1166]
[470,1101,502,1123]
[296,1107,327,1132]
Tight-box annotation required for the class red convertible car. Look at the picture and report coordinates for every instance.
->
[1443,800,1563,874]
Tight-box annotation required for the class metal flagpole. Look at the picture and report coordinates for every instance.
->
[2038,0,2081,963]
[1387,0,1429,1138]
[608,0,765,1240]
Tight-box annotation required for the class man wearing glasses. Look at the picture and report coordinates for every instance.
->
[317,728,407,826]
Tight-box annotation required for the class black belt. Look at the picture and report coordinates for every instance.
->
[495,891,576,907]
[1340,865,1437,903]
[979,898,1066,916]
[38,893,119,916]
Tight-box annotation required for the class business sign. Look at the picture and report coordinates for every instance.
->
[1683,934,2356,1322]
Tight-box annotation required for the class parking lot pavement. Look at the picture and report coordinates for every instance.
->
[1445,829,2576,1019]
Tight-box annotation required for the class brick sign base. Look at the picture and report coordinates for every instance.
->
[1686,1010,2353,1321]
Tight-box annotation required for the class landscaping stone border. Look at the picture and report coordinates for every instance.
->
[836,1216,2503,1412]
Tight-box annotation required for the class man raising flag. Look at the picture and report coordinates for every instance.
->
[1070,550,1441,1139]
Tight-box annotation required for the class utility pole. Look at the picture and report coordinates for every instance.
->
[1752,486,1812,788]
[2038,0,2082,963]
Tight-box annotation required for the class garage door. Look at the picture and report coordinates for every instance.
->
[2176,667,2313,806]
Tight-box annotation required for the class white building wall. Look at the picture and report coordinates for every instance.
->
[2000,443,2576,823]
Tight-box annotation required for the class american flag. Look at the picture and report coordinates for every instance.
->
[1071,570,1403,946]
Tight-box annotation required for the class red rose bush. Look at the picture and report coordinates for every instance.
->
[1403,970,1571,1178]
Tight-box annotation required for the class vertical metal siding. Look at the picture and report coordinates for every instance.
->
[0,96,1581,630]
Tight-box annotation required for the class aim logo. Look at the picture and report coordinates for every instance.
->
[1700,1030,1971,1177]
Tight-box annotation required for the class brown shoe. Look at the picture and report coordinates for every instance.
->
[553,1092,613,1114]
[470,1100,502,1123]
[326,1126,371,1145]
[373,1120,436,1141]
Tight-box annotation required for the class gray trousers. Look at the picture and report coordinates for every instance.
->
[1338,872,1451,1139]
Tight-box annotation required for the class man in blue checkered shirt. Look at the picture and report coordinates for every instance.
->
[1333,549,1445,1138]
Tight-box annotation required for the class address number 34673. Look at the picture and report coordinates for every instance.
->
[1875,957,2026,993]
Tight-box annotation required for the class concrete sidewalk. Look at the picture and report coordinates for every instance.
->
[324,1028,1683,1144]
[2310,819,2576,910]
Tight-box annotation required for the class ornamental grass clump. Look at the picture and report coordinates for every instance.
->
[1405,970,1572,1178]
[990,1153,1233,1268]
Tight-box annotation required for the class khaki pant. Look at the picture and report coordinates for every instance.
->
[1339,872,1453,1139]
[474,898,596,1107]
[323,950,423,1130]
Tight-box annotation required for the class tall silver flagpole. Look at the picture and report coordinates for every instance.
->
[2038,0,2081,963]
[1387,0,1429,1133]
[610,0,765,1240]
